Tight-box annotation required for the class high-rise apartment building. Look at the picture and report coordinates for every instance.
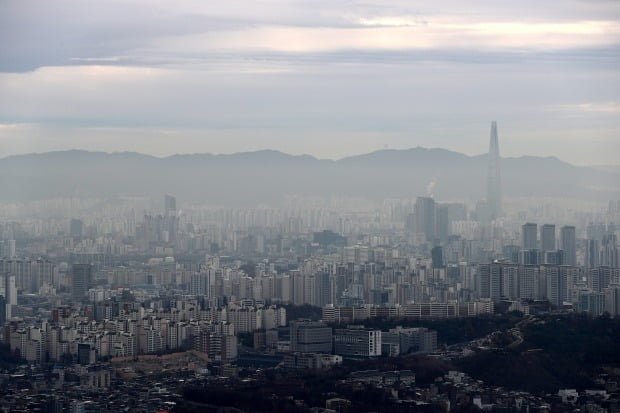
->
[588,267,612,292]
[540,224,556,253]
[518,265,539,300]
[579,291,606,316]
[4,275,17,319]
[605,286,620,317]
[601,234,618,268]
[70,219,83,238]
[0,240,16,259]
[544,265,567,307]
[522,223,538,250]
[560,226,577,266]
[435,204,450,243]
[0,296,5,326]
[4,275,17,305]
[477,263,503,301]
[585,239,600,268]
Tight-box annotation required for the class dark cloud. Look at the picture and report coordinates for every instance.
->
[2,0,619,72]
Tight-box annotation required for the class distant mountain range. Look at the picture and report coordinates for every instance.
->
[0,148,618,205]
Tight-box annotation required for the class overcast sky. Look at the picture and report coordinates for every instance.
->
[0,0,619,165]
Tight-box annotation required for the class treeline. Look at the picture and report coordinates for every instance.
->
[282,304,323,321]
[284,304,524,345]
[456,314,620,393]
[0,343,23,368]
[335,313,523,345]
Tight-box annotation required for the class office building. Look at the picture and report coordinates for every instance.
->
[431,246,444,269]
[414,197,436,242]
[290,320,332,353]
[71,264,93,301]
[164,194,176,215]
[382,327,437,355]
[77,343,97,365]
[334,326,382,357]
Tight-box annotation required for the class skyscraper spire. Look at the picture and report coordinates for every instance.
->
[487,121,502,220]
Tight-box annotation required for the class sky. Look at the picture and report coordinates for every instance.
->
[0,0,619,165]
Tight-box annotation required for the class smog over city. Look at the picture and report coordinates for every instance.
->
[0,1,619,412]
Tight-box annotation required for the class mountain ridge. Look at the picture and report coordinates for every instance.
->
[0,147,589,170]
[0,147,617,205]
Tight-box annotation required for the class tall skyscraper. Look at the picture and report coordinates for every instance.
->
[605,286,620,317]
[601,233,618,268]
[0,295,5,326]
[0,240,16,258]
[544,265,567,307]
[164,194,178,242]
[431,246,444,269]
[486,121,502,220]
[522,223,538,250]
[4,275,17,319]
[71,263,93,300]
[477,263,503,301]
[560,225,576,266]
[540,224,556,252]
[4,275,17,306]
[70,219,84,238]
[414,196,436,242]
[164,194,177,215]
[435,204,450,243]
[585,239,600,268]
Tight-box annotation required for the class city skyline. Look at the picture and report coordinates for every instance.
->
[1,2,620,411]
[0,167,619,412]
